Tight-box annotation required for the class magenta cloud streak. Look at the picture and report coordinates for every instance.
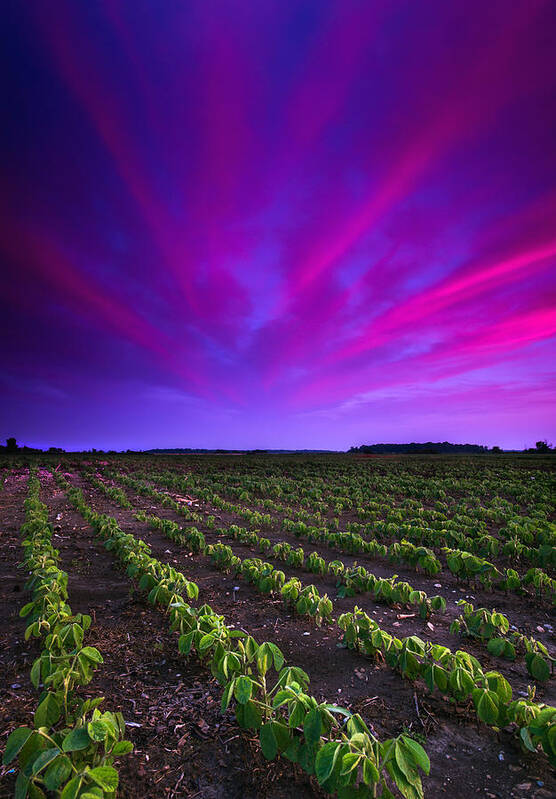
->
[2,0,555,450]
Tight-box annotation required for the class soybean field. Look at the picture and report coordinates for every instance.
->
[1,454,554,799]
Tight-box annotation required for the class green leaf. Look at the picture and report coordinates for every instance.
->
[338,786,375,799]
[3,727,33,764]
[198,632,215,652]
[80,646,103,664]
[347,715,371,737]
[271,721,291,753]
[362,757,380,784]
[394,740,418,785]
[62,727,91,752]
[256,645,271,676]
[89,765,119,791]
[449,666,475,698]
[546,724,556,756]
[82,697,105,715]
[433,665,448,691]
[221,681,235,712]
[235,700,262,729]
[219,651,239,679]
[60,776,82,799]
[272,689,291,710]
[259,723,278,760]
[519,726,536,752]
[296,596,309,614]
[400,736,430,775]
[528,707,556,734]
[303,708,322,745]
[27,784,46,799]
[269,642,285,671]
[19,602,35,618]
[178,632,194,655]
[315,741,341,784]
[87,720,107,742]
[44,755,72,791]
[485,672,512,703]
[31,747,61,775]
[289,700,306,728]
[283,737,301,763]
[34,693,61,728]
[341,752,360,775]
[112,740,134,756]
[30,658,41,690]
[18,731,47,771]
[323,704,352,718]
[386,759,421,799]
[243,700,263,729]
[486,637,507,657]
[527,653,550,682]
[298,740,315,774]
[15,773,30,799]
[472,689,499,725]
[73,625,84,649]
[234,676,253,705]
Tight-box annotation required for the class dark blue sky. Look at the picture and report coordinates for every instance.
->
[2,0,556,449]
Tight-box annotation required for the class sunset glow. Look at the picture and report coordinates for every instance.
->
[3,0,555,449]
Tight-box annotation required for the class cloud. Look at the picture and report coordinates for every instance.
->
[2,0,555,448]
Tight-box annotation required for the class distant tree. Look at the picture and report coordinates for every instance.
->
[491,446,501,453]
[535,440,550,452]
[348,442,488,454]
[6,437,17,452]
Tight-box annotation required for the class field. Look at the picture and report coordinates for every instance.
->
[1,454,554,799]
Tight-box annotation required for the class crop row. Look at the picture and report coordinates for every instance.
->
[54,471,432,799]
[232,471,552,568]
[141,517,555,687]
[450,601,554,680]
[97,471,447,619]
[125,468,445,577]
[98,471,553,682]
[84,471,556,763]
[124,468,555,605]
[4,471,132,799]
[337,607,556,767]
[130,457,549,511]
[142,462,554,559]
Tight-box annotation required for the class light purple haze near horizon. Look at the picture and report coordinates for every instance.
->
[2,0,556,451]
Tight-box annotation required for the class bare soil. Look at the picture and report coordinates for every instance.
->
[1,464,554,799]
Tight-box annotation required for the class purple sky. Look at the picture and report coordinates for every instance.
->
[2,0,556,450]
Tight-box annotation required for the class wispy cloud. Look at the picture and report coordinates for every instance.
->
[2,0,555,448]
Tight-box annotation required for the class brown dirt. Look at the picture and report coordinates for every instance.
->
[0,472,324,799]
[104,471,556,705]
[1,464,554,799]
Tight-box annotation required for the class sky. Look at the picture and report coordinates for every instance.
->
[2,0,556,451]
